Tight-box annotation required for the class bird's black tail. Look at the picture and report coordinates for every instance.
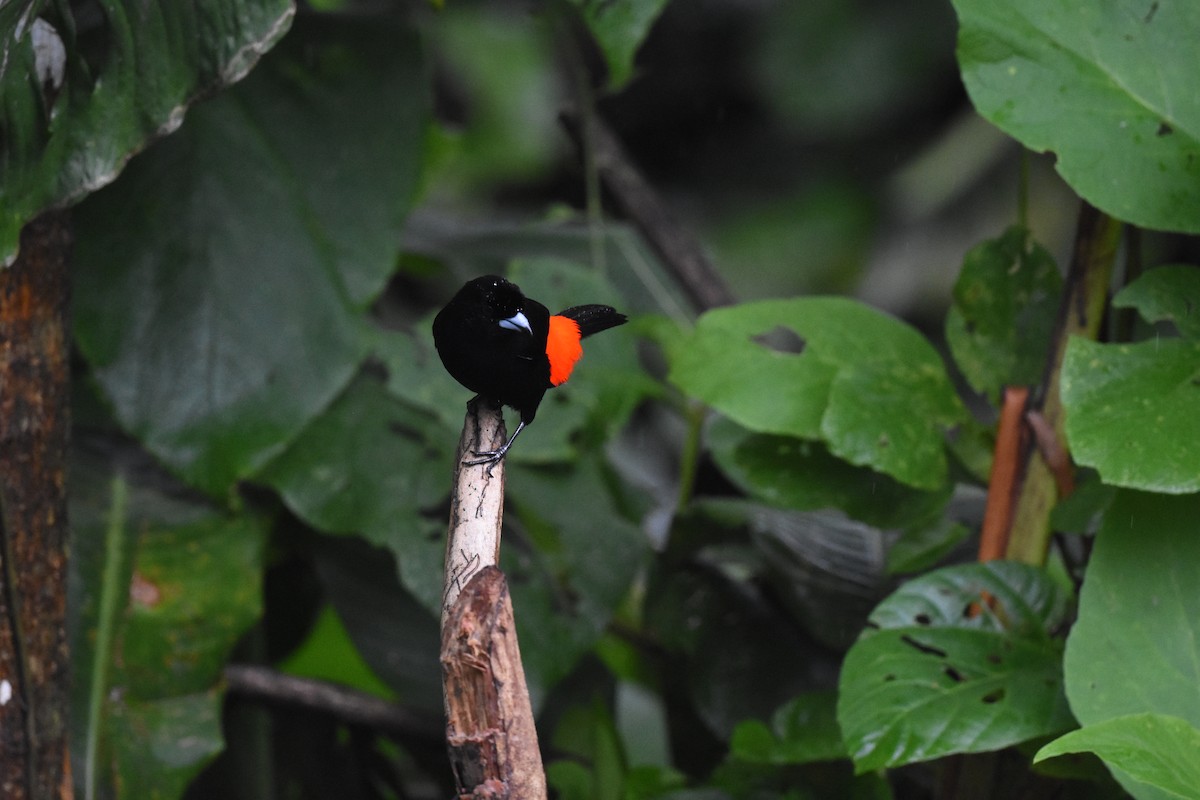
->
[558,305,628,338]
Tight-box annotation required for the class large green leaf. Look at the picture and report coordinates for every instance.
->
[838,562,1074,773]
[0,0,294,266]
[1064,490,1200,800]
[1062,338,1200,493]
[945,226,1063,403]
[954,0,1200,233]
[507,456,649,698]
[68,445,266,800]
[73,15,428,498]
[671,297,965,489]
[1036,714,1200,800]
[258,374,452,558]
[1062,269,1200,498]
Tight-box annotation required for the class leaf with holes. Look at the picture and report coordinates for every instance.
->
[837,561,1075,773]
[954,0,1200,233]
[671,297,965,489]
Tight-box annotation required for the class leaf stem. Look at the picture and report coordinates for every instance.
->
[675,402,706,510]
[1006,204,1121,565]
[85,475,130,800]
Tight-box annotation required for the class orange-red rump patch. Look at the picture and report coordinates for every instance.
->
[546,315,583,386]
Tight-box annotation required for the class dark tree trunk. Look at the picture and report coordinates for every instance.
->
[0,212,73,800]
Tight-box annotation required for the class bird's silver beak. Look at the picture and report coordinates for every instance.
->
[498,310,532,334]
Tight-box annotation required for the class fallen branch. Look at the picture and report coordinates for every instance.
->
[224,664,442,737]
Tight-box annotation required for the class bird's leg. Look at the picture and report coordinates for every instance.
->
[464,420,527,466]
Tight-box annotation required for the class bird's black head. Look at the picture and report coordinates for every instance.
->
[457,275,525,323]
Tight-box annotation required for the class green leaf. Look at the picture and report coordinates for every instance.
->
[507,456,648,695]
[0,0,294,266]
[945,226,1063,403]
[671,297,965,489]
[1061,337,1200,493]
[118,514,265,700]
[838,562,1075,773]
[1036,714,1200,800]
[567,0,670,88]
[707,418,952,529]
[1113,264,1200,339]
[258,373,453,558]
[885,518,970,575]
[1064,490,1200,800]
[953,0,1200,233]
[68,446,267,799]
[730,692,845,765]
[73,15,428,497]
[109,691,225,800]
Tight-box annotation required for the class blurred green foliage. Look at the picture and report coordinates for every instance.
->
[2,0,1197,797]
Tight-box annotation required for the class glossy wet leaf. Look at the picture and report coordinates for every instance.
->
[73,16,428,497]
[1036,713,1200,800]
[672,297,965,489]
[1064,490,1200,800]
[838,562,1074,773]
[954,0,1200,233]
[945,226,1063,403]
[0,0,294,266]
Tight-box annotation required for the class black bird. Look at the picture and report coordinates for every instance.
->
[433,275,627,465]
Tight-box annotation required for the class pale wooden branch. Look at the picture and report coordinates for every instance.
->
[442,398,507,623]
[441,400,546,799]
